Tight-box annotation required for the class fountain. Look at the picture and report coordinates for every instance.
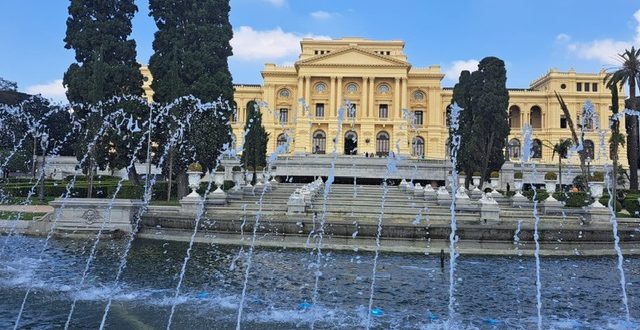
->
[0,96,638,330]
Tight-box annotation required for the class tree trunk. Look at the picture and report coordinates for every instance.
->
[31,137,37,179]
[38,152,46,203]
[87,155,95,198]
[627,80,638,191]
[128,165,141,186]
[558,157,562,192]
[176,171,187,199]
[555,92,588,179]
[167,147,174,201]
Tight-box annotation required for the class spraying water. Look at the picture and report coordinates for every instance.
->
[364,142,399,329]
[522,123,542,329]
[446,103,463,321]
[308,101,347,329]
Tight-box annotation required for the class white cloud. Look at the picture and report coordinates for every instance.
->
[231,26,330,61]
[25,79,67,103]
[567,39,632,65]
[565,9,640,65]
[262,0,284,7]
[310,10,336,20]
[556,33,571,43]
[444,59,479,82]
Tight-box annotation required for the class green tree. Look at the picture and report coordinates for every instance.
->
[609,82,625,203]
[450,57,510,187]
[241,101,269,184]
[604,46,640,191]
[148,0,234,198]
[0,77,17,92]
[545,139,572,190]
[450,70,474,187]
[63,0,145,197]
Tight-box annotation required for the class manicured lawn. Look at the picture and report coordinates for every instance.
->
[0,212,47,220]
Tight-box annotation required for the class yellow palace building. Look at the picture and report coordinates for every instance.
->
[142,37,626,170]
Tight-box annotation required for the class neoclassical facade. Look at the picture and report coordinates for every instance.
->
[144,37,626,167]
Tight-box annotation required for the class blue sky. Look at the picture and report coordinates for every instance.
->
[1,0,639,102]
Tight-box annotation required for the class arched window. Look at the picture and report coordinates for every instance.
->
[314,83,327,93]
[277,133,288,153]
[376,131,390,156]
[509,105,521,129]
[509,138,521,159]
[346,83,358,94]
[312,130,326,154]
[344,131,357,155]
[412,136,425,157]
[532,139,542,159]
[278,88,290,98]
[413,90,425,101]
[530,106,542,129]
[584,139,595,160]
[377,84,390,94]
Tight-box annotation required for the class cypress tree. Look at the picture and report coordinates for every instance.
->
[148,0,234,198]
[63,0,145,196]
[241,101,269,184]
[450,57,509,187]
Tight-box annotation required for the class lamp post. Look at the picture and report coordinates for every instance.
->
[145,106,153,190]
[586,156,591,192]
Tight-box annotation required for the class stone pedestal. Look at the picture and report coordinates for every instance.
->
[287,193,306,214]
[243,183,255,196]
[424,185,437,202]
[469,188,483,200]
[511,193,530,208]
[180,196,202,215]
[584,205,611,223]
[480,203,500,224]
[542,199,564,215]
[227,187,243,201]
[49,198,142,233]
[206,187,227,206]
[436,187,452,206]
[413,183,424,197]
[399,179,408,191]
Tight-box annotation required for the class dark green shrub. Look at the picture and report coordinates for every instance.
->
[544,172,557,180]
[523,189,548,201]
[623,197,640,217]
[514,172,523,179]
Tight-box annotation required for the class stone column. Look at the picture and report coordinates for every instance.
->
[401,77,408,114]
[337,76,343,117]
[304,75,312,111]
[369,77,375,119]
[330,76,336,119]
[297,77,304,107]
[361,76,368,119]
[394,77,400,119]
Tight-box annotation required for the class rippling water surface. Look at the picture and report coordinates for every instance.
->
[0,235,639,329]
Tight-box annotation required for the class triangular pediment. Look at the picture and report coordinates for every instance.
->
[297,47,409,67]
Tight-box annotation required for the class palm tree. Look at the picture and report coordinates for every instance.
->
[546,139,573,191]
[605,46,640,191]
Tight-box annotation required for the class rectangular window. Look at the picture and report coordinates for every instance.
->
[584,82,590,92]
[414,111,424,125]
[560,115,567,128]
[592,83,598,92]
[378,104,388,118]
[347,104,356,118]
[315,103,325,118]
[577,82,582,91]
[279,108,288,123]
